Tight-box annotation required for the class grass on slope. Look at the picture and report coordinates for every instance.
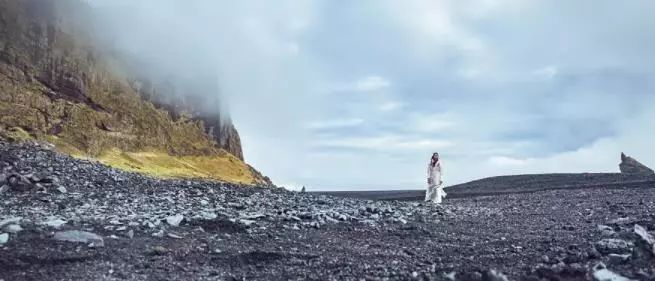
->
[95,149,254,184]
[40,134,256,184]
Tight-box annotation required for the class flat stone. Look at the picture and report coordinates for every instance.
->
[53,230,104,247]
[3,224,22,233]
[0,217,21,228]
[634,224,655,256]
[593,263,635,281]
[165,214,184,227]
[42,218,67,229]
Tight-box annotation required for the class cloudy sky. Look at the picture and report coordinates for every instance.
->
[93,0,655,191]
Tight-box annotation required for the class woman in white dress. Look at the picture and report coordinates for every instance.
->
[425,152,446,204]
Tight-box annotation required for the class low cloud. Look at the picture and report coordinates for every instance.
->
[354,76,391,92]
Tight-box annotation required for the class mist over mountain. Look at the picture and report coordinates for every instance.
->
[0,0,270,185]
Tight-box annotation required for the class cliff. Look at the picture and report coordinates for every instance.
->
[0,0,270,185]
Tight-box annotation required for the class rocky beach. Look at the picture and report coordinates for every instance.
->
[1,140,655,281]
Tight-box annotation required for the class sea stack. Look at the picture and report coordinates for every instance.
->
[619,153,654,175]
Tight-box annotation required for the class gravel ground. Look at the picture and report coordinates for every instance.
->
[1,140,654,281]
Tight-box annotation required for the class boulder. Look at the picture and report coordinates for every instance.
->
[619,153,654,175]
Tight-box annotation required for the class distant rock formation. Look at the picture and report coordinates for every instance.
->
[619,153,654,175]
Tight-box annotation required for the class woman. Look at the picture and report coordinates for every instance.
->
[425,152,446,204]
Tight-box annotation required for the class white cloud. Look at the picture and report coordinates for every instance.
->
[354,76,391,92]
[409,113,456,133]
[316,135,453,151]
[305,118,364,130]
[488,156,528,166]
[532,65,558,79]
[379,101,405,112]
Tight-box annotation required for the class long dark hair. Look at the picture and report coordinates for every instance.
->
[430,153,439,167]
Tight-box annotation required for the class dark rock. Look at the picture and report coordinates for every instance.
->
[6,173,34,191]
[619,153,654,175]
[595,239,633,255]
[633,224,655,259]
[53,230,104,247]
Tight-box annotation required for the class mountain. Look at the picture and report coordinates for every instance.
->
[0,0,271,185]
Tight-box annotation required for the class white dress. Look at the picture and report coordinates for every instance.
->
[425,161,446,203]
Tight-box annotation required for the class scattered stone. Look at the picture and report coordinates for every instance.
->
[633,224,655,256]
[53,230,104,247]
[6,174,33,191]
[42,218,67,229]
[483,269,509,281]
[166,214,184,227]
[126,230,134,239]
[595,239,632,255]
[56,186,67,193]
[607,254,630,265]
[0,233,8,245]
[0,217,21,228]
[239,219,256,227]
[152,230,164,238]
[593,263,635,281]
[4,224,22,233]
[147,246,168,256]
[598,225,616,236]
[196,211,217,220]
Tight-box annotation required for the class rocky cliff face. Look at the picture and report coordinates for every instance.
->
[620,153,654,175]
[0,0,266,184]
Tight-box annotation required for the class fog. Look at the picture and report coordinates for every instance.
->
[85,1,655,191]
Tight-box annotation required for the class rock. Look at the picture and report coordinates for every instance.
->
[593,263,635,281]
[165,214,184,227]
[633,224,655,258]
[0,217,21,228]
[619,153,654,175]
[126,229,134,239]
[167,233,182,239]
[482,269,509,281]
[0,184,8,194]
[598,225,616,236]
[3,224,22,233]
[152,230,164,237]
[607,254,630,265]
[6,174,33,191]
[595,239,632,255]
[53,230,104,247]
[239,219,256,227]
[147,246,168,256]
[0,233,8,245]
[56,186,67,193]
[42,218,67,229]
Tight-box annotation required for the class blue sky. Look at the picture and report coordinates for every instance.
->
[93,0,655,191]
